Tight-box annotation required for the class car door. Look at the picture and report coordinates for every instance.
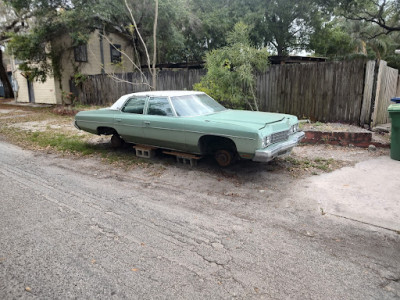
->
[113,96,147,144]
[142,96,187,151]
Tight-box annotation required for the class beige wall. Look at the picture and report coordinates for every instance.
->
[15,71,29,103]
[52,30,134,104]
[15,69,57,104]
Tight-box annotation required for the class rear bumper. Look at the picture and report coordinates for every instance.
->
[252,131,305,162]
[74,120,81,130]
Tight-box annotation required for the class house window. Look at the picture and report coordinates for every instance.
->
[74,44,88,62]
[110,44,121,63]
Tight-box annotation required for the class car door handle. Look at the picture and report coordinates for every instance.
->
[144,121,151,125]
[115,118,122,122]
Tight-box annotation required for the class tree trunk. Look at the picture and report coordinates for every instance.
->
[152,0,159,90]
[0,49,14,99]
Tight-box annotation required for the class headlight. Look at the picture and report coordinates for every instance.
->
[262,135,272,148]
[290,123,299,134]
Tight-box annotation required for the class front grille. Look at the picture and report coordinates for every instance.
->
[271,130,289,144]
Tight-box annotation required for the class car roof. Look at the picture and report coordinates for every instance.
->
[132,90,204,97]
[110,90,205,110]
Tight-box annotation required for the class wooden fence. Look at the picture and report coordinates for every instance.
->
[72,60,399,126]
[73,69,206,106]
[256,60,367,123]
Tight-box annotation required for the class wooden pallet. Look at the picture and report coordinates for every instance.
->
[163,151,202,166]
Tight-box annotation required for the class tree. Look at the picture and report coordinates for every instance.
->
[97,0,189,65]
[250,0,323,55]
[309,14,400,63]
[309,22,356,57]
[0,0,31,98]
[337,0,400,34]
[194,23,269,110]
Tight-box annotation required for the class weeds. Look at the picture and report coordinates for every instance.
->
[283,156,343,176]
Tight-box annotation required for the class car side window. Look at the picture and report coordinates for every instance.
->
[147,97,174,116]
[121,97,146,114]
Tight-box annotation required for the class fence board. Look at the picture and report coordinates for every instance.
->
[397,75,400,97]
[371,62,398,126]
[360,61,375,125]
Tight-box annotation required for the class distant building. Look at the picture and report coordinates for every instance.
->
[268,56,327,65]
[12,29,134,104]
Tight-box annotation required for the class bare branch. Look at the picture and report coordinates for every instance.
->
[124,0,153,75]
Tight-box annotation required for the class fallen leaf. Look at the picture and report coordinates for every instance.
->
[25,287,31,292]
[131,268,139,272]
[91,259,96,264]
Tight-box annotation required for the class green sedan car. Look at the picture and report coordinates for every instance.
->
[74,91,304,166]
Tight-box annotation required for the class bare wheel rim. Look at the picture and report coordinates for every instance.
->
[215,149,233,167]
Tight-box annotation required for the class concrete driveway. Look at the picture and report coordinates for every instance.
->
[307,156,400,232]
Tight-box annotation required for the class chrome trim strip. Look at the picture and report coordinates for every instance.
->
[145,126,256,141]
[77,120,114,126]
[119,123,142,128]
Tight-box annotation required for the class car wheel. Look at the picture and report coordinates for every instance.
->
[111,134,124,148]
[214,149,234,167]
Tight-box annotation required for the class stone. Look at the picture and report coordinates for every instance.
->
[368,144,377,151]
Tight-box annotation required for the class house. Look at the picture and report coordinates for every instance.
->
[13,29,134,104]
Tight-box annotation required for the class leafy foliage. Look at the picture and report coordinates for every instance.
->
[194,23,269,110]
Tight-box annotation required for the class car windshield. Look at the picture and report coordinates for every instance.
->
[170,94,227,117]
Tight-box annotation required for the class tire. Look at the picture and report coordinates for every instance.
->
[214,149,234,167]
[111,134,124,148]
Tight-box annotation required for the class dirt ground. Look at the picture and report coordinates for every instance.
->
[0,103,390,207]
[2,102,399,299]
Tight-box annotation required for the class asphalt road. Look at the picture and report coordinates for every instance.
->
[0,140,399,299]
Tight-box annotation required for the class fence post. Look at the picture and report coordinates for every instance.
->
[359,60,376,126]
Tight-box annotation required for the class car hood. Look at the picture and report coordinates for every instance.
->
[202,110,287,130]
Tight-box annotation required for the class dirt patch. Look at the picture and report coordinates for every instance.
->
[301,122,370,132]
[52,106,79,116]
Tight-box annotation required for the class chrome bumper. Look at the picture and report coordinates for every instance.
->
[74,120,81,130]
[252,131,305,162]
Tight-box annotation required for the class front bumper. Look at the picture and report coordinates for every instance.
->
[252,131,305,162]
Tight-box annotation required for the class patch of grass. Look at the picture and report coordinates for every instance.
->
[28,131,96,155]
[283,156,344,177]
